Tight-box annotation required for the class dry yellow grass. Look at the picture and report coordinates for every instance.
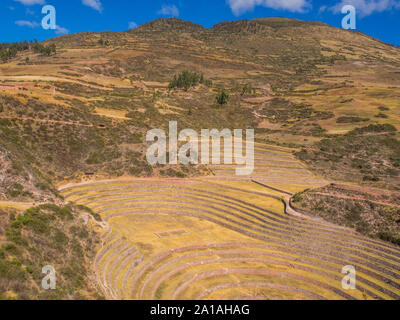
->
[95,107,130,120]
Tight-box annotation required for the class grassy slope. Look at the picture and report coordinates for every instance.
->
[292,184,400,245]
[0,204,102,299]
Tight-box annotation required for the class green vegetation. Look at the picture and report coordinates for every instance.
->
[0,205,102,300]
[294,184,400,245]
[168,70,211,91]
[375,112,389,119]
[296,125,400,189]
[0,39,56,62]
[240,83,256,96]
[336,116,369,124]
[0,40,30,62]
[258,98,334,126]
[32,43,56,56]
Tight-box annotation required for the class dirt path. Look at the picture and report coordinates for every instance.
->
[0,200,36,209]
[0,115,95,127]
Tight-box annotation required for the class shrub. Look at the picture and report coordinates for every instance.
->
[375,113,388,119]
[350,124,396,135]
[54,230,68,246]
[336,116,369,124]
[363,175,379,182]
[378,232,400,246]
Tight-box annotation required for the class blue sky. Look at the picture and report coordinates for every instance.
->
[1,0,400,45]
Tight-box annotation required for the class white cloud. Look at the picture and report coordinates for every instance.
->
[82,0,103,12]
[13,0,44,5]
[55,25,69,34]
[15,20,39,27]
[128,21,138,29]
[227,0,311,15]
[330,0,400,17]
[319,5,328,13]
[157,4,179,17]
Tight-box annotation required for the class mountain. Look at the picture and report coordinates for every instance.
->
[1,17,400,300]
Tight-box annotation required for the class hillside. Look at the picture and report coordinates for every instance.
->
[1,17,400,300]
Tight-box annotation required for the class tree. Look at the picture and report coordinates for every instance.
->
[43,46,52,56]
[0,39,40,63]
[49,44,56,55]
[9,47,17,58]
[216,89,229,106]
[1,49,9,62]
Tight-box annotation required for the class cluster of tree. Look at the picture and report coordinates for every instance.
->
[168,70,212,91]
[0,39,56,62]
[0,40,32,62]
[0,47,18,62]
[32,43,57,56]
[0,40,30,52]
